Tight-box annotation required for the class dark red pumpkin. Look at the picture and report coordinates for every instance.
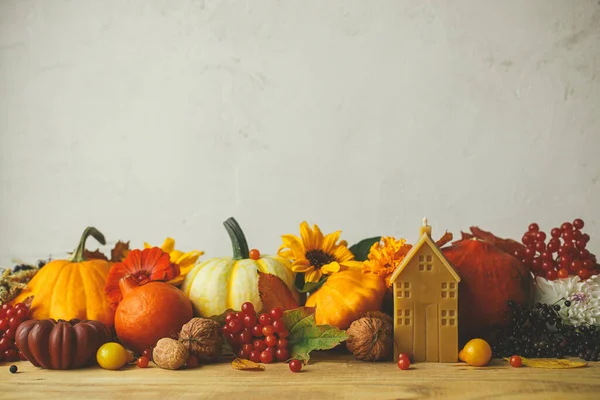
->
[15,319,110,369]
[442,238,533,342]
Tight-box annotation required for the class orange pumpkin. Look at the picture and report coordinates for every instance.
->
[12,227,114,328]
[115,276,193,354]
[305,269,386,330]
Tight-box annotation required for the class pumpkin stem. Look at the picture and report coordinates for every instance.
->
[70,227,106,262]
[223,217,250,260]
[119,276,139,296]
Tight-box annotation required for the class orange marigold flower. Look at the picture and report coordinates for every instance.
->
[105,247,180,309]
[362,237,413,287]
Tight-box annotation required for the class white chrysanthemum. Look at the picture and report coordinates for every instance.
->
[534,273,600,326]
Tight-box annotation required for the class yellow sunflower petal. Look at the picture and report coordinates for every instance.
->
[161,238,176,253]
[305,268,323,282]
[299,222,314,250]
[340,260,364,269]
[292,263,314,273]
[312,224,324,249]
[322,231,341,253]
[280,234,307,259]
[339,240,348,247]
[333,245,355,262]
[175,250,204,267]
[320,261,341,274]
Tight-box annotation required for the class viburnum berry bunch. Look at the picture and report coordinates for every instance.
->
[0,301,31,362]
[222,303,290,364]
[516,219,599,281]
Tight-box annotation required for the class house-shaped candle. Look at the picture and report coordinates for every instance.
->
[390,218,461,363]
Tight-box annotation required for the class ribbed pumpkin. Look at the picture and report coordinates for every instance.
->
[181,218,298,317]
[15,318,110,369]
[305,269,386,330]
[12,227,114,328]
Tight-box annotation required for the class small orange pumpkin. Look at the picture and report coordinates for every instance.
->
[114,276,193,354]
[305,269,386,330]
[12,227,114,328]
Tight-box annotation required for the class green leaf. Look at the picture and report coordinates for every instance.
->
[294,273,328,293]
[207,309,235,326]
[349,236,381,261]
[282,307,348,362]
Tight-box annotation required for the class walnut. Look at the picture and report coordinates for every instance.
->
[346,312,393,361]
[178,318,223,363]
[153,338,189,370]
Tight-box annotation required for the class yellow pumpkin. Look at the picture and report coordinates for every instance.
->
[305,269,386,330]
[12,227,114,328]
[182,218,298,317]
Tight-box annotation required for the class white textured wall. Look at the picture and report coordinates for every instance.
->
[1,0,599,265]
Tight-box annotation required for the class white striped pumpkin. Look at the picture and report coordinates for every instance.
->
[181,218,298,317]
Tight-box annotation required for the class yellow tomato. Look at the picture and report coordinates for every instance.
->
[97,342,128,370]
[459,338,492,367]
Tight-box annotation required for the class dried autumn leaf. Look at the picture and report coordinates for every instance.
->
[83,249,109,261]
[435,231,453,248]
[504,357,588,369]
[283,307,348,362]
[232,358,265,371]
[111,241,130,262]
[467,227,526,256]
[258,272,299,312]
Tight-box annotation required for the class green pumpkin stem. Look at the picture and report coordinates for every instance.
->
[223,217,250,260]
[70,226,107,262]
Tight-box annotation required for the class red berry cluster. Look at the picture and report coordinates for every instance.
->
[517,219,599,281]
[0,302,30,362]
[223,303,289,364]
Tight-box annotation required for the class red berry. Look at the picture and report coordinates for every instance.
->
[578,269,590,280]
[528,223,540,233]
[576,240,587,250]
[249,249,261,260]
[580,249,590,259]
[573,219,584,229]
[13,303,26,311]
[3,349,17,362]
[241,302,255,314]
[277,339,289,349]
[524,248,535,260]
[8,318,20,330]
[1,304,12,311]
[0,337,11,352]
[238,349,250,359]
[242,344,253,353]
[0,319,8,331]
[258,314,272,326]
[186,355,199,369]
[253,339,267,352]
[249,350,261,363]
[228,320,243,334]
[265,347,276,357]
[583,259,595,269]
[142,348,152,360]
[509,355,522,367]
[272,319,286,333]
[535,232,546,242]
[225,312,236,323]
[243,314,257,328]
[551,228,561,238]
[260,350,273,364]
[251,324,263,337]
[265,335,277,348]
[541,261,554,272]
[397,357,411,370]
[262,325,275,337]
[15,308,28,320]
[582,233,591,243]
[270,307,284,320]
[561,222,573,232]
[136,356,150,368]
[532,258,542,271]
[562,230,574,241]
[5,308,16,319]
[239,330,253,344]
[18,350,27,361]
[522,235,533,246]
[398,353,410,361]
[4,328,15,339]
[558,268,569,279]
[545,269,558,281]
[289,359,302,373]
[276,347,289,361]
[278,329,289,338]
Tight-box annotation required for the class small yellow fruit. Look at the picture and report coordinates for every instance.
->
[96,342,128,370]
[458,338,492,367]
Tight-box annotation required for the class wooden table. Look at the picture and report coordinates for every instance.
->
[2,353,599,399]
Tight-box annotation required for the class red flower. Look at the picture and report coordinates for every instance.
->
[105,247,180,309]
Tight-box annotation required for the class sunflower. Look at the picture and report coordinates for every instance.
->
[144,237,204,286]
[362,237,413,287]
[278,222,362,283]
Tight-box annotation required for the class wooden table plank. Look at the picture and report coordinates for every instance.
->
[2,354,599,400]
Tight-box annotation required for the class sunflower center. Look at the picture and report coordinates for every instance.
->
[306,250,336,269]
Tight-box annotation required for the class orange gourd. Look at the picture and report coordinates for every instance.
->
[12,227,114,328]
[114,276,193,354]
[305,269,386,330]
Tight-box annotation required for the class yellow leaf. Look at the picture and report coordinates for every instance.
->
[504,357,588,369]
[231,358,265,371]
